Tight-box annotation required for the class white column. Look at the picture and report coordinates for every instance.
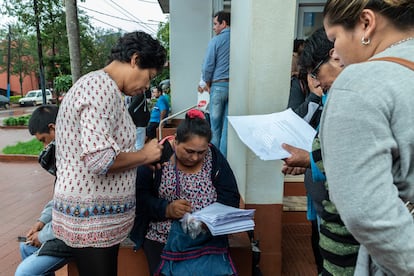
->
[169,0,213,114]
[228,0,296,204]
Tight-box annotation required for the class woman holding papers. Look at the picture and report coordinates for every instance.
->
[131,109,240,275]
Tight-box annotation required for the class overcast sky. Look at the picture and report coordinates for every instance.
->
[79,0,168,34]
[0,0,168,35]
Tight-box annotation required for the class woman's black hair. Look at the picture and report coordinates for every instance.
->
[299,27,334,72]
[175,111,212,144]
[108,31,167,72]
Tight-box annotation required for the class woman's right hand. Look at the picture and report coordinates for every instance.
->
[140,139,163,164]
[166,199,192,219]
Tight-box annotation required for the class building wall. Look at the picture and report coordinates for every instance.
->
[0,70,39,96]
[169,0,213,115]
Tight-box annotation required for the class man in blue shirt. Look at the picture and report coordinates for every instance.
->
[201,11,230,157]
[146,86,170,140]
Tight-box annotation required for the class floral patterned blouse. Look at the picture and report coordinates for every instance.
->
[53,70,137,248]
[146,148,217,244]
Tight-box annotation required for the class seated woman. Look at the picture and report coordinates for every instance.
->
[131,109,240,275]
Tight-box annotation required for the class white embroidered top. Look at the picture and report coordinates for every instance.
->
[53,70,137,248]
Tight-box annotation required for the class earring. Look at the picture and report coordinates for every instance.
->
[361,36,371,45]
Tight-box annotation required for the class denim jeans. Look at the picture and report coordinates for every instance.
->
[135,127,146,150]
[209,82,229,157]
[15,242,67,276]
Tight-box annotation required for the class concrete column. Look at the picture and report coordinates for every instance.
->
[228,1,296,275]
[169,0,213,114]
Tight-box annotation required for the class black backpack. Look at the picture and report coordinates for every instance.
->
[128,93,150,127]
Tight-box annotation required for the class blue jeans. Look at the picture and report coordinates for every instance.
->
[15,243,67,276]
[135,127,146,150]
[209,82,229,157]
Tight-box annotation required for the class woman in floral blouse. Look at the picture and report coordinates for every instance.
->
[53,31,166,276]
[132,109,240,275]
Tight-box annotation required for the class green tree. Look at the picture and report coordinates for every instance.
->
[152,19,170,86]
[0,24,37,96]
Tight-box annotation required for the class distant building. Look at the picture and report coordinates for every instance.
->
[0,70,39,97]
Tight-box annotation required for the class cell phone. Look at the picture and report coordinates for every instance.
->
[17,236,27,242]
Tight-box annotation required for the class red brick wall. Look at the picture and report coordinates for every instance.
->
[0,70,39,96]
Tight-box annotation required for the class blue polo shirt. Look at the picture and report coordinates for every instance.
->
[149,94,170,123]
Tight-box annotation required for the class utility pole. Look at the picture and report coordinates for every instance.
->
[65,0,81,83]
[6,25,11,99]
[33,0,47,104]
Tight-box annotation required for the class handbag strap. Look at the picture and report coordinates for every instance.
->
[370,56,414,71]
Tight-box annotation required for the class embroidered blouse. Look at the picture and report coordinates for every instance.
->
[146,148,217,244]
[53,70,137,248]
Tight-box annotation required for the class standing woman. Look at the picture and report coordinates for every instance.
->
[52,31,166,276]
[320,1,414,274]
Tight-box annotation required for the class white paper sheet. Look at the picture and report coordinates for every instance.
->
[192,202,255,236]
[228,108,317,160]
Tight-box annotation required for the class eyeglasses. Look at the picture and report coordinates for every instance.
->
[310,55,329,80]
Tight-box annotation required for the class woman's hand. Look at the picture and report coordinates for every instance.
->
[281,164,307,175]
[307,74,323,97]
[166,199,192,219]
[140,139,163,164]
[282,143,311,168]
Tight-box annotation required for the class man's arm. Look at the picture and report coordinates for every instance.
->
[201,39,216,84]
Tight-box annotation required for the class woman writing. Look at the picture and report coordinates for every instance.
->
[131,109,240,275]
[52,31,166,275]
[320,1,414,274]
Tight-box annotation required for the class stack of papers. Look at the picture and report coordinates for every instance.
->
[228,108,317,160]
[192,202,255,236]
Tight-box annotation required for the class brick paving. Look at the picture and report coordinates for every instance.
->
[0,161,54,276]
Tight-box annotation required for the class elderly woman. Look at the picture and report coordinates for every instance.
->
[52,31,166,275]
[320,1,414,274]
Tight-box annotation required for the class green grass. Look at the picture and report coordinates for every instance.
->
[2,139,43,155]
[3,115,31,126]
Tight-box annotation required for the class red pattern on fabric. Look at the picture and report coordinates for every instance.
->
[53,70,137,248]
[146,148,217,243]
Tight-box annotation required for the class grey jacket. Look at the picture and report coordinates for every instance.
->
[320,40,414,275]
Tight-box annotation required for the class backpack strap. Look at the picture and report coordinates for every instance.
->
[370,57,414,71]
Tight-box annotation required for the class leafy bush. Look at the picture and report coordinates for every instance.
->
[10,96,21,104]
[54,75,72,93]
[2,138,43,155]
[3,115,31,126]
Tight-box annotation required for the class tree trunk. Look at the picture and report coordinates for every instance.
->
[65,0,81,83]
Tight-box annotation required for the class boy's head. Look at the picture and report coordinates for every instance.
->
[28,105,58,147]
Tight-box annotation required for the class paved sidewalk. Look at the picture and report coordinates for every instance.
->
[0,128,33,151]
[0,161,54,276]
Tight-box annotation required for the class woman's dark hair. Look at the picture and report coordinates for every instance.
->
[108,31,167,72]
[324,0,414,30]
[176,111,212,144]
[28,104,59,135]
[299,27,334,72]
[293,39,305,52]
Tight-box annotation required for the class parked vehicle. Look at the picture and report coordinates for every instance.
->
[0,95,10,109]
[19,89,53,106]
